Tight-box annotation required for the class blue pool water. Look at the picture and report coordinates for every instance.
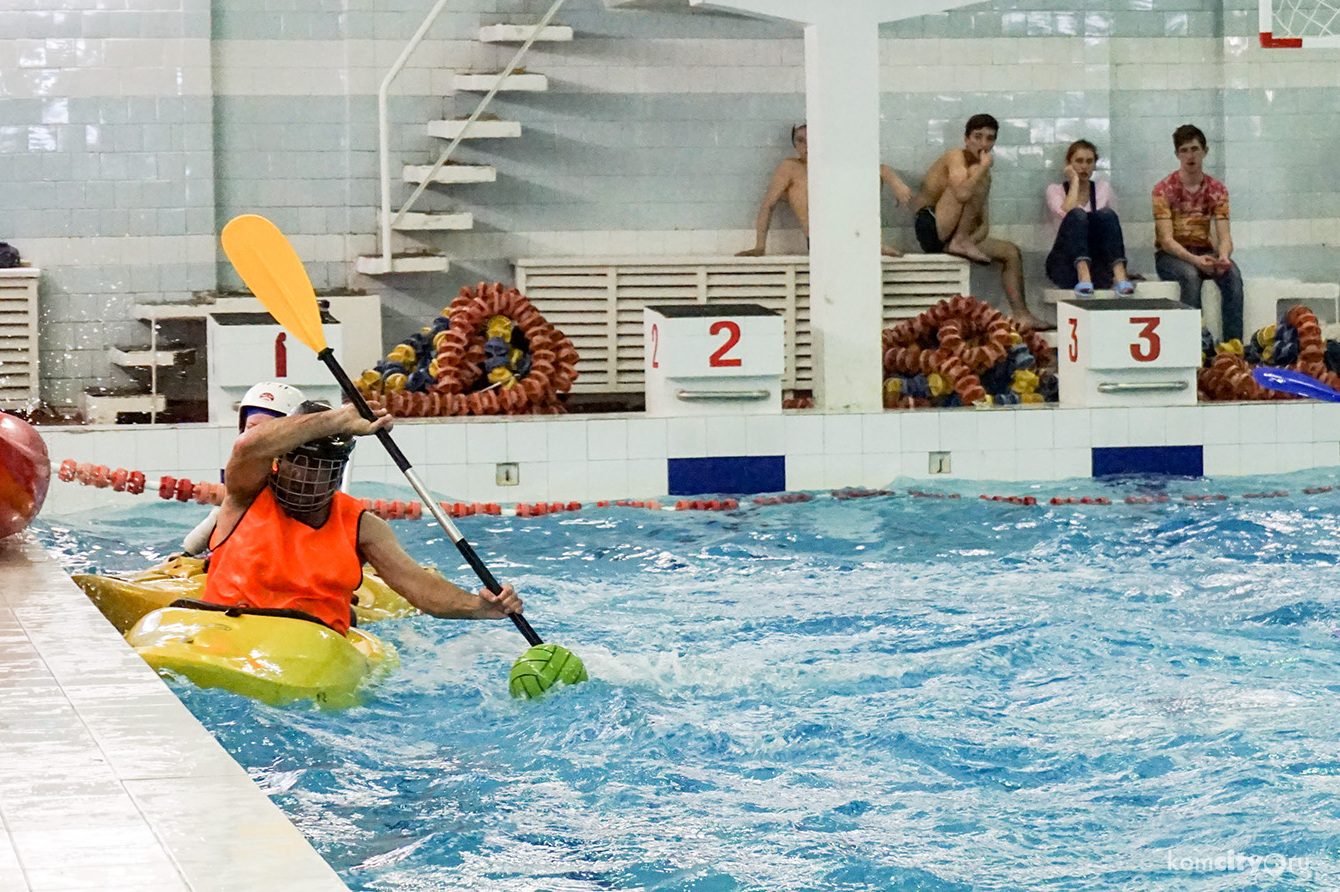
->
[39,474,1340,891]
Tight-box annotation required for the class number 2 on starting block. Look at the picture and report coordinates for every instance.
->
[642,303,784,416]
[650,319,743,370]
[644,304,783,378]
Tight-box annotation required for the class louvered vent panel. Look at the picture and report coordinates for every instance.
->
[516,256,969,394]
[0,270,40,409]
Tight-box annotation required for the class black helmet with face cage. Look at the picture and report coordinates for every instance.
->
[268,401,355,514]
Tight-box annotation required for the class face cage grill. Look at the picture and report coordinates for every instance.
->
[270,454,346,514]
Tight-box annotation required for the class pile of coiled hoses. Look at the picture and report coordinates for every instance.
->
[881,295,1056,409]
[360,282,579,417]
[1199,305,1340,400]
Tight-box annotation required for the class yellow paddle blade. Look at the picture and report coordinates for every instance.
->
[220,214,328,354]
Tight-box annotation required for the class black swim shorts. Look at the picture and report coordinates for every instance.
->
[914,207,945,253]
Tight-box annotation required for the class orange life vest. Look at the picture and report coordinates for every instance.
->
[204,488,365,634]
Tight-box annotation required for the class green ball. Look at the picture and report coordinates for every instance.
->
[509,643,588,699]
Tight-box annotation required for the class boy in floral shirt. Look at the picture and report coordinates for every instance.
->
[1152,123,1243,342]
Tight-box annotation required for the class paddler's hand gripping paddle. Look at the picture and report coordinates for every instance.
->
[220,214,586,698]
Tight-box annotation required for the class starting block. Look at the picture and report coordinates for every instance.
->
[1057,297,1202,407]
[207,311,345,424]
[643,304,783,416]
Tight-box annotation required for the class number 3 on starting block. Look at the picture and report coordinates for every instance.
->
[1058,297,1201,407]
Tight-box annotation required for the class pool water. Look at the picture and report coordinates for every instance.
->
[38,474,1340,891]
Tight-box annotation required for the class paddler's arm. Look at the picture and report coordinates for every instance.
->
[213,403,392,543]
[226,403,391,497]
[358,513,523,619]
[181,506,220,556]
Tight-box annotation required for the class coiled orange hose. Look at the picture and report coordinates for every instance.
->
[364,282,578,417]
[881,294,1047,407]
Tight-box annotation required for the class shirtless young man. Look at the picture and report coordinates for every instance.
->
[913,114,1046,332]
[736,124,915,257]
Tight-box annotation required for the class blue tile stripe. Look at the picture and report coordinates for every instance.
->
[667,456,786,496]
[1091,446,1204,477]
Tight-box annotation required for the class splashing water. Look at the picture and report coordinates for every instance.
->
[36,474,1340,890]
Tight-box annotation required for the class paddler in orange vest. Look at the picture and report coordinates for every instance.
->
[181,380,307,556]
[202,400,521,632]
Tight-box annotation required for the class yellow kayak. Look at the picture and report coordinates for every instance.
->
[74,556,418,633]
[126,606,397,709]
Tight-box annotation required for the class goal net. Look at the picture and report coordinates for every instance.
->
[1261,0,1340,47]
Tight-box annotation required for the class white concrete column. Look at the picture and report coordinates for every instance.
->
[802,21,883,411]
[691,0,976,411]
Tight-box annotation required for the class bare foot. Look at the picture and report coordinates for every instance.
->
[880,244,903,257]
[1014,313,1055,333]
[945,237,991,264]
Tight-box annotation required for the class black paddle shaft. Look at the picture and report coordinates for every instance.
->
[318,349,544,647]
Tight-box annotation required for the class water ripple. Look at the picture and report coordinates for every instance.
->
[32,473,1340,891]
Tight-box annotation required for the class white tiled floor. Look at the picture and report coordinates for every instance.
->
[0,536,348,892]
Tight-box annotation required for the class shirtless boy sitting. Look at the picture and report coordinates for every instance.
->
[914,113,1046,332]
[737,124,914,257]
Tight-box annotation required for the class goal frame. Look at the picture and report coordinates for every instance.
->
[1260,0,1340,47]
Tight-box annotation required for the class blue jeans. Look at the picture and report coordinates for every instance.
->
[1154,249,1244,342]
[1045,207,1127,289]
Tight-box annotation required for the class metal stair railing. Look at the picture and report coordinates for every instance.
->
[376,0,568,270]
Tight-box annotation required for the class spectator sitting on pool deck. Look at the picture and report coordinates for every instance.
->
[1044,139,1134,297]
[913,113,1048,332]
[1152,123,1244,343]
[736,123,915,257]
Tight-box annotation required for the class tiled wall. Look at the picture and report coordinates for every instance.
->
[37,403,1340,512]
[4,0,1339,405]
[0,0,214,406]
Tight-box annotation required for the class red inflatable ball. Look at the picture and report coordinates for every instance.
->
[0,413,50,539]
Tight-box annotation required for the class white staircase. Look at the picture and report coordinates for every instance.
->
[478,24,573,42]
[425,120,520,140]
[357,6,573,277]
[354,254,451,276]
[378,210,474,231]
[453,72,549,92]
[401,164,496,185]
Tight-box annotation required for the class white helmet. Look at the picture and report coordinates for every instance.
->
[238,381,305,431]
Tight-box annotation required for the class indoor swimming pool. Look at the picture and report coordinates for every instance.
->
[38,473,1340,891]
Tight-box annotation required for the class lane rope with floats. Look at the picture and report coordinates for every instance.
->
[52,462,1328,513]
[882,294,1057,408]
[219,213,587,700]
